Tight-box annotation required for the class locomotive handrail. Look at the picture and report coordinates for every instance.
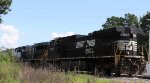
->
[114,44,118,66]
[114,44,121,66]
[114,44,125,67]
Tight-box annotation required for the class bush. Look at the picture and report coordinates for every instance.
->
[0,48,20,83]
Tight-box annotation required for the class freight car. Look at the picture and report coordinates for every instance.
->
[14,26,146,76]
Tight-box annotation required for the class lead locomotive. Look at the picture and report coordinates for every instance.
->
[14,26,146,76]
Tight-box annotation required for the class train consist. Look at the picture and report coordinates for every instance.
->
[14,26,146,76]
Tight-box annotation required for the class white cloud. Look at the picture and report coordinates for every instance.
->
[51,32,74,39]
[0,24,20,48]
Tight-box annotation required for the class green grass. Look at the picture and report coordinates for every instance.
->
[0,63,20,83]
[63,73,113,83]
[0,48,21,83]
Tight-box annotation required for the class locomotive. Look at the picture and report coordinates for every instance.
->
[14,26,146,76]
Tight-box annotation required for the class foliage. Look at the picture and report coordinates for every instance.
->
[102,16,125,29]
[140,11,150,33]
[102,13,139,29]
[0,0,12,14]
[0,0,12,23]
[124,13,139,28]
[0,63,20,83]
[138,11,150,61]
[0,48,20,83]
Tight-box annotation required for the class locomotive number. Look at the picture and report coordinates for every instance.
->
[120,33,129,37]
[85,48,94,54]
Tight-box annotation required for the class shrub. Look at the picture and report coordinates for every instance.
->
[0,48,20,83]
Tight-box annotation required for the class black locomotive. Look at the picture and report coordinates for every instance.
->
[14,26,146,76]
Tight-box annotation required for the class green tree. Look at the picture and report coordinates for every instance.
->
[0,0,12,23]
[102,16,125,29]
[139,11,150,61]
[140,11,150,33]
[102,13,139,29]
[124,13,139,28]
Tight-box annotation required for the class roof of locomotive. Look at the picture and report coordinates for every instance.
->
[92,26,144,35]
[51,34,86,41]
[34,42,49,46]
[62,34,85,38]
[16,45,32,49]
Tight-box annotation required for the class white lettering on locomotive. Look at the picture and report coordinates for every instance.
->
[120,33,130,37]
[76,39,95,48]
[87,39,95,47]
[117,40,137,51]
[76,41,85,48]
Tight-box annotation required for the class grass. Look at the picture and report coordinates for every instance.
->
[19,66,113,83]
[15,64,149,83]
[0,62,20,83]
[64,73,112,83]
[0,48,21,83]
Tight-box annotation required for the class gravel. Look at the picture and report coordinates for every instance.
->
[107,77,150,83]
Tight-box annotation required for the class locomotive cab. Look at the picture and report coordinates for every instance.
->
[116,27,138,56]
[92,26,145,76]
[114,27,145,76]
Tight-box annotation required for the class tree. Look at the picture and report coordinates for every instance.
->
[102,13,139,29]
[0,0,12,23]
[102,16,125,29]
[124,13,139,28]
[139,11,150,61]
[140,11,150,33]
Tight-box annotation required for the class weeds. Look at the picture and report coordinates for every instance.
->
[19,65,113,83]
[0,48,20,83]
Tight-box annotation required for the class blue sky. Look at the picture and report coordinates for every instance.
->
[0,0,150,48]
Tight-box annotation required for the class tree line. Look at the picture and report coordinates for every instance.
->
[102,12,150,33]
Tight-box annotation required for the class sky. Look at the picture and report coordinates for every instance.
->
[0,0,150,48]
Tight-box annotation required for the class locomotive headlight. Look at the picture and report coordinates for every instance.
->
[130,34,136,39]
[120,33,130,37]
[133,34,137,37]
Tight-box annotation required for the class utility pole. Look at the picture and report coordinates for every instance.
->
[146,19,150,63]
